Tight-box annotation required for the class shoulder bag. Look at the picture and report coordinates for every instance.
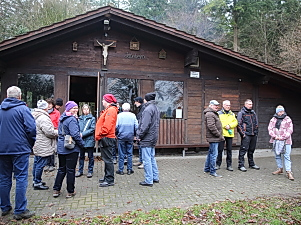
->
[62,125,75,149]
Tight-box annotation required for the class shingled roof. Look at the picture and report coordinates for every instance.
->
[0,6,300,82]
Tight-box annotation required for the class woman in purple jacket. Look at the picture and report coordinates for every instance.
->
[53,101,85,198]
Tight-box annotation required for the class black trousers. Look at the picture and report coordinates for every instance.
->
[53,152,78,193]
[216,137,233,167]
[100,138,117,184]
[238,135,257,168]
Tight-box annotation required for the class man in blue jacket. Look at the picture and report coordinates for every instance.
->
[115,103,138,175]
[0,86,36,220]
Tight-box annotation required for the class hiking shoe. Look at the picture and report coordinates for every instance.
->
[138,164,144,169]
[48,166,55,172]
[210,173,223,178]
[13,209,35,220]
[99,182,114,187]
[87,173,93,178]
[127,170,134,175]
[44,166,49,172]
[227,166,234,171]
[116,170,124,175]
[1,206,12,216]
[53,190,61,198]
[33,184,49,190]
[239,167,247,172]
[75,171,83,177]
[249,165,260,170]
[139,181,153,187]
[66,192,76,198]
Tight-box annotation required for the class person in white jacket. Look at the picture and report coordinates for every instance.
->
[32,100,58,190]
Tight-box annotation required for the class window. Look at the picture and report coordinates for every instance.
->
[155,80,183,119]
[18,74,54,109]
[107,78,139,110]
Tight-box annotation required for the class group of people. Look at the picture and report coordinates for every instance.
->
[0,85,295,220]
[0,86,160,219]
[204,99,294,181]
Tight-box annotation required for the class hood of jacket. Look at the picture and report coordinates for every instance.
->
[59,111,75,123]
[204,106,218,115]
[0,98,26,110]
[32,108,50,120]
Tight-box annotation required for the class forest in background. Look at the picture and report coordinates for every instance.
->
[1,0,300,75]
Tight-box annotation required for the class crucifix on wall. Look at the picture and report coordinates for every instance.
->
[94,39,116,70]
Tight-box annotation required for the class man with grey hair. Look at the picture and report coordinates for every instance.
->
[0,86,36,220]
[237,99,259,172]
[115,103,138,175]
[203,100,225,177]
[216,100,238,171]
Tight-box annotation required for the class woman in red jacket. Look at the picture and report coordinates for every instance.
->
[95,94,118,187]
[44,98,60,172]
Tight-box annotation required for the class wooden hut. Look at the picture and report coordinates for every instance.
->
[1,6,301,151]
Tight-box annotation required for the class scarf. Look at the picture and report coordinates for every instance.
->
[273,113,286,129]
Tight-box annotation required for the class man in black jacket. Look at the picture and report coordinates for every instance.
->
[137,92,160,187]
[237,99,260,172]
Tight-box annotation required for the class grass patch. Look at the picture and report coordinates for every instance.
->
[2,195,301,224]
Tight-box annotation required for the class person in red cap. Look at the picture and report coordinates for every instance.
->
[95,94,118,187]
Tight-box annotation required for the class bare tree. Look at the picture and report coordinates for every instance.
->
[278,21,301,76]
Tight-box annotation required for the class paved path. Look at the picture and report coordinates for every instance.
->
[5,149,301,219]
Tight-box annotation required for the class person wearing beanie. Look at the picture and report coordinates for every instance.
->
[53,100,85,198]
[44,98,60,173]
[32,100,58,190]
[55,98,63,112]
[133,96,146,168]
[95,94,118,187]
[237,99,260,172]
[144,92,156,102]
[136,92,160,187]
[268,105,294,180]
[0,86,36,220]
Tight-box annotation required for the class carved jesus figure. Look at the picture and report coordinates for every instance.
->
[96,40,115,66]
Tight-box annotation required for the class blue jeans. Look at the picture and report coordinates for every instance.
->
[78,147,94,174]
[274,144,292,171]
[0,153,30,214]
[141,147,159,184]
[138,145,143,163]
[118,140,133,171]
[32,156,48,185]
[53,152,78,194]
[204,142,219,175]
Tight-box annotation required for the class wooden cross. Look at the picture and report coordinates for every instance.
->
[94,39,116,69]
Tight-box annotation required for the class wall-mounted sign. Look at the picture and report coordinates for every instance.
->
[124,52,146,59]
[176,108,183,119]
[190,71,200,78]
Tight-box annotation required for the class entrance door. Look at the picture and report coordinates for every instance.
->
[69,76,98,116]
